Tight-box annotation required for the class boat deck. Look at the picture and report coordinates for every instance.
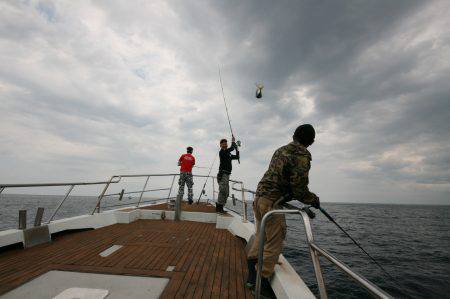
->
[0,219,253,298]
[138,202,218,213]
[120,201,223,214]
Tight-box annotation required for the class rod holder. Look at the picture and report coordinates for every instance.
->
[34,207,45,227]
[118,189,125,201]
[19,210,27,230]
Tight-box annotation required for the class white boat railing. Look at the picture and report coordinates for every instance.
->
[0,173,249,225]
[93,173,248,222]
[0,178,121,223]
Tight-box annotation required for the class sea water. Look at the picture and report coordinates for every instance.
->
[284,203,450,299]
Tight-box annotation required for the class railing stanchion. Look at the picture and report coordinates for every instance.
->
[212,178,216,203]
[0,187,4,196]
[47,185,75,223]
[167,174,177,205]
[241,182,247,222]
[137,176,150,207]
[175,183,181,221]
[92,177,116,214]
[300,211,328,299]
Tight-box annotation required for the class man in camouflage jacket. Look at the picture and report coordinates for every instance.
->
[246,124,320,297]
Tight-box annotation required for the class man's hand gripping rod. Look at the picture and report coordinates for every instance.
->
[276,200,316,219]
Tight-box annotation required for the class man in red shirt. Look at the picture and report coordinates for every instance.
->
[177,146,196,204]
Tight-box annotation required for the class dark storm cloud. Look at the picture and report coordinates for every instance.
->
[169,0,450,199]
[0,0,449,203]
[177,1,424,89]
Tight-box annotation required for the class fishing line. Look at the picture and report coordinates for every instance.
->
[218,65,240,164]
[218,66,235,138]
[196,154,218,204]
[319,207,396,280]
[193,166,215,170]
[280,200,408,296]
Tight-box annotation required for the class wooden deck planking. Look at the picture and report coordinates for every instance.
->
[211,229,227,298]
[191,218,222,299]
[229,233,237,299]
[0,219,253,298]
[177,224,218,298]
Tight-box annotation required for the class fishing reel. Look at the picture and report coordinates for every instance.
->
[236,140,241,147]
[302,206,316,219]
[231,194,236,206]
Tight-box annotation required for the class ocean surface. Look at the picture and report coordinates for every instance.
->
[0,194,449,299]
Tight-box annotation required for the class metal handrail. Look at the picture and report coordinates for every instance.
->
[254,206,393,299]
[106,173,243,183]
[92,173,247,222]
[0,179,121,188]
[0,173,248,225]
[103,187,170,197]
[0,178,122,224]
[232,183,256,195]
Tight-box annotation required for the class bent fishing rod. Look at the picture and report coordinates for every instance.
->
[280,200,396,281]
[218,66,240,163]
[282,202,406,296]
[317,206,396,281]
[196,154,218,204]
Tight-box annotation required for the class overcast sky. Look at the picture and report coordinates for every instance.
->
[1,0,449,204]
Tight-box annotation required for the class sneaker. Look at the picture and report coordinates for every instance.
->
[216,204,223,213]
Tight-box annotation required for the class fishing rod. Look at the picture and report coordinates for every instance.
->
[218,66,234,138]
[218,66,240,163]
[317,206,396,281]
[193,166,216,170]
[196,154,218,204]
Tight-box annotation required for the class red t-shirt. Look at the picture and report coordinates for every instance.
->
[179,153,195,172]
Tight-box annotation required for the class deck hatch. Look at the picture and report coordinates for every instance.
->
[99,245,123,257]
[1,270,169,299]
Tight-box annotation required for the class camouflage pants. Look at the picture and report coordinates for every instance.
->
[177,172,194,201]
[217,173,230,205]
[247,196,286,278]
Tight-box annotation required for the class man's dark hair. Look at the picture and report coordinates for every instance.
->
[187,146,193,153]
[293,124,315,146]
[220,139,227,144]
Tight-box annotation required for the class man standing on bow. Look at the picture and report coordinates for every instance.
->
[246,124,320,298]
[216,136,239,213]
[177,146,196,204]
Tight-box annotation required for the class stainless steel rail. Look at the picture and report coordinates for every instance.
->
[0,179,121,188]
[0,173,248,225]
[0,178,121,224]
[103,188,170,197]
[254,206,393,299]
[91,173,248,222]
